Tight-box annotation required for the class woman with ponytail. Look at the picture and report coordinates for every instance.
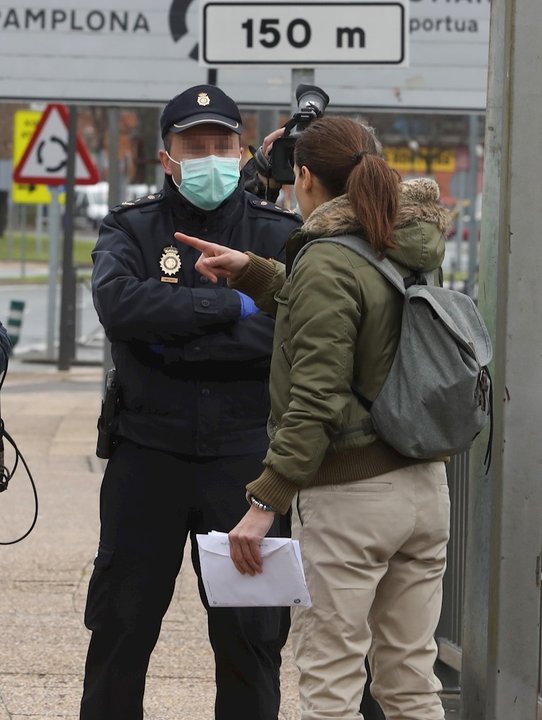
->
[176,116,451,720]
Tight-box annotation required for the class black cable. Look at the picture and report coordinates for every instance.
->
[0,423,38,545]
[0,345,39,545]
[483,368,493,474]
[0,341,9,392]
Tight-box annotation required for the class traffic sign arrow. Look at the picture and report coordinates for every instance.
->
[13,104,99,186]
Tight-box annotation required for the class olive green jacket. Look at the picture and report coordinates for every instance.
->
[231,178,450,513]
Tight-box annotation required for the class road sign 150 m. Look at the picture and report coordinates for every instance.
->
[242,18,368,50]
[201,3,407,66]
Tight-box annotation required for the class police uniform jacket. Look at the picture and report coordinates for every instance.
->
[91,176,301,456]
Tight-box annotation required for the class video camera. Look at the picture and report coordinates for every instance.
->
[254,84,330,186]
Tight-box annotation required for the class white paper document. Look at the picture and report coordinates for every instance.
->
[196,531,311,608]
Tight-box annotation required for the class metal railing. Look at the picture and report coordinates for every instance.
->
[436,452,469,678]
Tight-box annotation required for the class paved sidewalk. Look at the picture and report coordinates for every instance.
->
[0,364,298,720]
[0,364,459,720]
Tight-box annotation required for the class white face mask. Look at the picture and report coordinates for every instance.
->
[166,152,240,211]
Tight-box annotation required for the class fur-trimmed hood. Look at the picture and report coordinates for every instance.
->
[289,177,450,274]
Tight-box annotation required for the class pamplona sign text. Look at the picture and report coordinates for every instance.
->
[0,8,150,32]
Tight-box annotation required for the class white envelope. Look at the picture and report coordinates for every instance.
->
[196,531,311,608]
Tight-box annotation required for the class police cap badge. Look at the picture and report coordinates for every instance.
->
[160,84,243,139]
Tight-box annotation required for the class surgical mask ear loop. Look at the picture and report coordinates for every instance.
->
[165,150,180,166]
[165,151,181,188]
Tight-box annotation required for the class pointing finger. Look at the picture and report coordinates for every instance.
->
[174,232,214,254]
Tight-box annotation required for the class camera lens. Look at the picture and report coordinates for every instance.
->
[268,84,330,185]
[295,84,330,117]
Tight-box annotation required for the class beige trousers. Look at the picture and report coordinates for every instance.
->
[291,462,450,720]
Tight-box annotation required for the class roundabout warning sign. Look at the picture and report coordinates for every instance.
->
[13,104,99,186]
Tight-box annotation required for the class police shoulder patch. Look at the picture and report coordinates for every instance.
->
[111,191,164,214]
[248,198,300,220]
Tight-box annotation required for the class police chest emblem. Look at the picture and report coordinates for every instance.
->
[160,246,181,283]
[197,92,211,107]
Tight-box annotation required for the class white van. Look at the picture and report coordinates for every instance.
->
[74,182,109,229]
[74,182,159,229]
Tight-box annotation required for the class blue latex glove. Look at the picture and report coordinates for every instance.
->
[234,290,259,319]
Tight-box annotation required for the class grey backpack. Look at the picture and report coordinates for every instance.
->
[294,235,493,460]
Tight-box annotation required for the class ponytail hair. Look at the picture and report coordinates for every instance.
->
[294,116,399,254]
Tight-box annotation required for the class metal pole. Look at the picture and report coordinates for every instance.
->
[485,0,542,714]
[454,175,466,281]
[290,68,315,113]
[102,107,121,374]
[258,109,280,145]
[35,203,43,255]
[108,109,121,207]
[20,205,27,279]
[461,1,542,718]
[6,196,14,261]
[46,188,61,358]
[155,122,163,190]
[465,115,480,298]
[58,105,78,370]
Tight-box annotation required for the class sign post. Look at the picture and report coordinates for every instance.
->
[58,105,78,371]
[46,188,62,359]
[12,104,99,362]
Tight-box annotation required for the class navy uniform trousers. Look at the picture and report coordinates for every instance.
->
[80,441,290,720]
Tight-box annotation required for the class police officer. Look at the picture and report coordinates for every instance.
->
[80,84,300,720]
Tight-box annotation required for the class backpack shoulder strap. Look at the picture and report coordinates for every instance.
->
[291,234,408,295]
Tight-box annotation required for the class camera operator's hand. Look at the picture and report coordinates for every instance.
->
[252,128,285,191]
[174,232,249,283]
[261,127,285,158]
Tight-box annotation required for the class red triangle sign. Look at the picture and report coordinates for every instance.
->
[13,104,100,186]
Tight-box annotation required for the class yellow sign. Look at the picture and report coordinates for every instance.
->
[12,110,64,205]
[384,146,456,174]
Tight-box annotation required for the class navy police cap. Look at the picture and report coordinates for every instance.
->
[160,85,243,139]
